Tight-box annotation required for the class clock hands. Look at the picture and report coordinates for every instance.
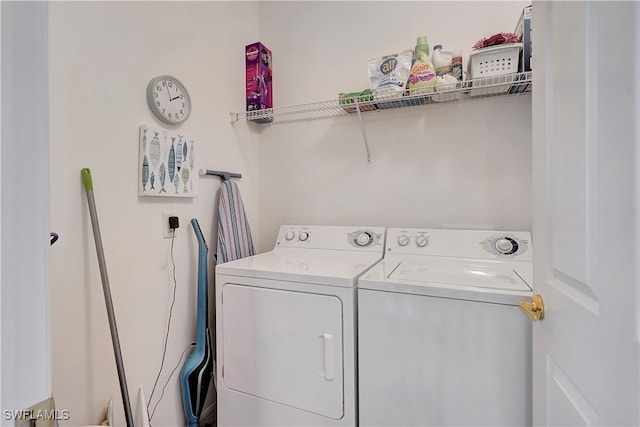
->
[165,80,181,102]
[165,80,172,102]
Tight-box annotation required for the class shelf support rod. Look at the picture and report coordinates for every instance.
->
[354,98,371,164]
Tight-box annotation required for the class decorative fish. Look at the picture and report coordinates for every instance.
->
[182,167,190,192]
[150,132,161,170]
[183,140,188,165]
[189,141,195,170]
[173,171,180,194]
[141,155,149,192]
[159,163,166,193]
[168,143,176,184]
[142,127,148,153]
[176,136,183,172]
[150,172,155,190]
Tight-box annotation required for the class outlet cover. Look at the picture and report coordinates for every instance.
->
[163,213,177,239]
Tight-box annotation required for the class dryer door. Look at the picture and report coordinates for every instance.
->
[221,284,344,419]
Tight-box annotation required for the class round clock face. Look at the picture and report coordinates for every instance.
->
[146,75,191,124]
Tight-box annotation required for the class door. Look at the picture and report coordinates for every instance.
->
[221,284,344,419]
[532,1,639,425]
[1,1,52,422]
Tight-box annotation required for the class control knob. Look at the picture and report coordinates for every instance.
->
[298,231,309,242]
[415,236,429,247]
[397,235,410,246]
[495,238,514,254]
[285,231,295,241]
[355,231,373,247]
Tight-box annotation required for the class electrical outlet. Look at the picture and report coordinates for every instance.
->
[163,213,178,239]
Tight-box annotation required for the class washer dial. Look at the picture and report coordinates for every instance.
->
[491,236,520,255]
[298,231,309,241]
[285,231,295,241]
[397,235,410,246]
[496,238,514,254]
[415,236,429,247]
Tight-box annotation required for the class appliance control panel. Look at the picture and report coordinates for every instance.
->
[275,225,385,252]
[386,228,532,261]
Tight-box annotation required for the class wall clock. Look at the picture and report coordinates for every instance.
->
[146,75,191,125]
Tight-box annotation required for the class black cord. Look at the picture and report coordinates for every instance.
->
[147,231,179,417]
[150,342,195,421]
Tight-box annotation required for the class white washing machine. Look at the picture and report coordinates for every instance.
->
[358,228,533,427]
[215,225,385,426]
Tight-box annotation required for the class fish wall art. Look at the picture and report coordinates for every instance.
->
[138,125,198,198]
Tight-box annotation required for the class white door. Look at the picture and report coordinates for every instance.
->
[221,284,344,419]
[532,1,639,425]
[1,1,52,422]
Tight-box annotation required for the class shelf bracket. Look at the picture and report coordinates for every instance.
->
[354,98,372,164]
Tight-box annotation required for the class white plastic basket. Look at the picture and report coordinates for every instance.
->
[468,43,522,96]
[469,43,522,78]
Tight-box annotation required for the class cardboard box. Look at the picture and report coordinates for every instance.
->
[515,5,532,72]
[246,42,272,122]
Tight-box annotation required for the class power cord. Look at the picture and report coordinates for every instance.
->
[147,229,179,420]
[149,342,195,422]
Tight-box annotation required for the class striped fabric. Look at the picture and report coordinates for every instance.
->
[217,180,254,264]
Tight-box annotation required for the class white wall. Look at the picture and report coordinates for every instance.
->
[1,0,51,420]
[48,2,260,426]
[255,1,532,251]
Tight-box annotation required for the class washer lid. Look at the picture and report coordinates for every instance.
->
[359,256,532,305]
[389,259,531,292]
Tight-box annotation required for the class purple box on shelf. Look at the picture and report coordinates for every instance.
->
[246,42,272,123]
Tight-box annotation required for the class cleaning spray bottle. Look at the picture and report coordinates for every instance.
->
[407,36,436,95]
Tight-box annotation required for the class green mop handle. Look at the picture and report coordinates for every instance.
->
[81,168,134,427]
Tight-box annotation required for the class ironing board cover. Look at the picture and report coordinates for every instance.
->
[217,180,255,263]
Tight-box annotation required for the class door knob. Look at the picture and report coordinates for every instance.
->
[519,294,545,321]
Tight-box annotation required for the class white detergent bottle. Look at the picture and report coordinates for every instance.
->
[407,36,436,95]
[432,45,452,77]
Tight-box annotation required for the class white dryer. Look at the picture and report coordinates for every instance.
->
[215,225,385,426]
[358,228,533,427]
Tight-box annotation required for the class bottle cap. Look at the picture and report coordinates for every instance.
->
[416,36,428,45]
[434,44,442,50]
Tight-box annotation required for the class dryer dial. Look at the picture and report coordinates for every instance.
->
[298,231,309,241]
[285,231,295,241]
[355,231,373,247]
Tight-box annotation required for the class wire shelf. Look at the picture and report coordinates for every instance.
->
[230,72,532,124]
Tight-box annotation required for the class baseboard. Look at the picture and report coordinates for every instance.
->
[199,401,216,427]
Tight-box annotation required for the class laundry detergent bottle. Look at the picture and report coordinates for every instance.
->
[432,44,452,76]
[407,36,436,95]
